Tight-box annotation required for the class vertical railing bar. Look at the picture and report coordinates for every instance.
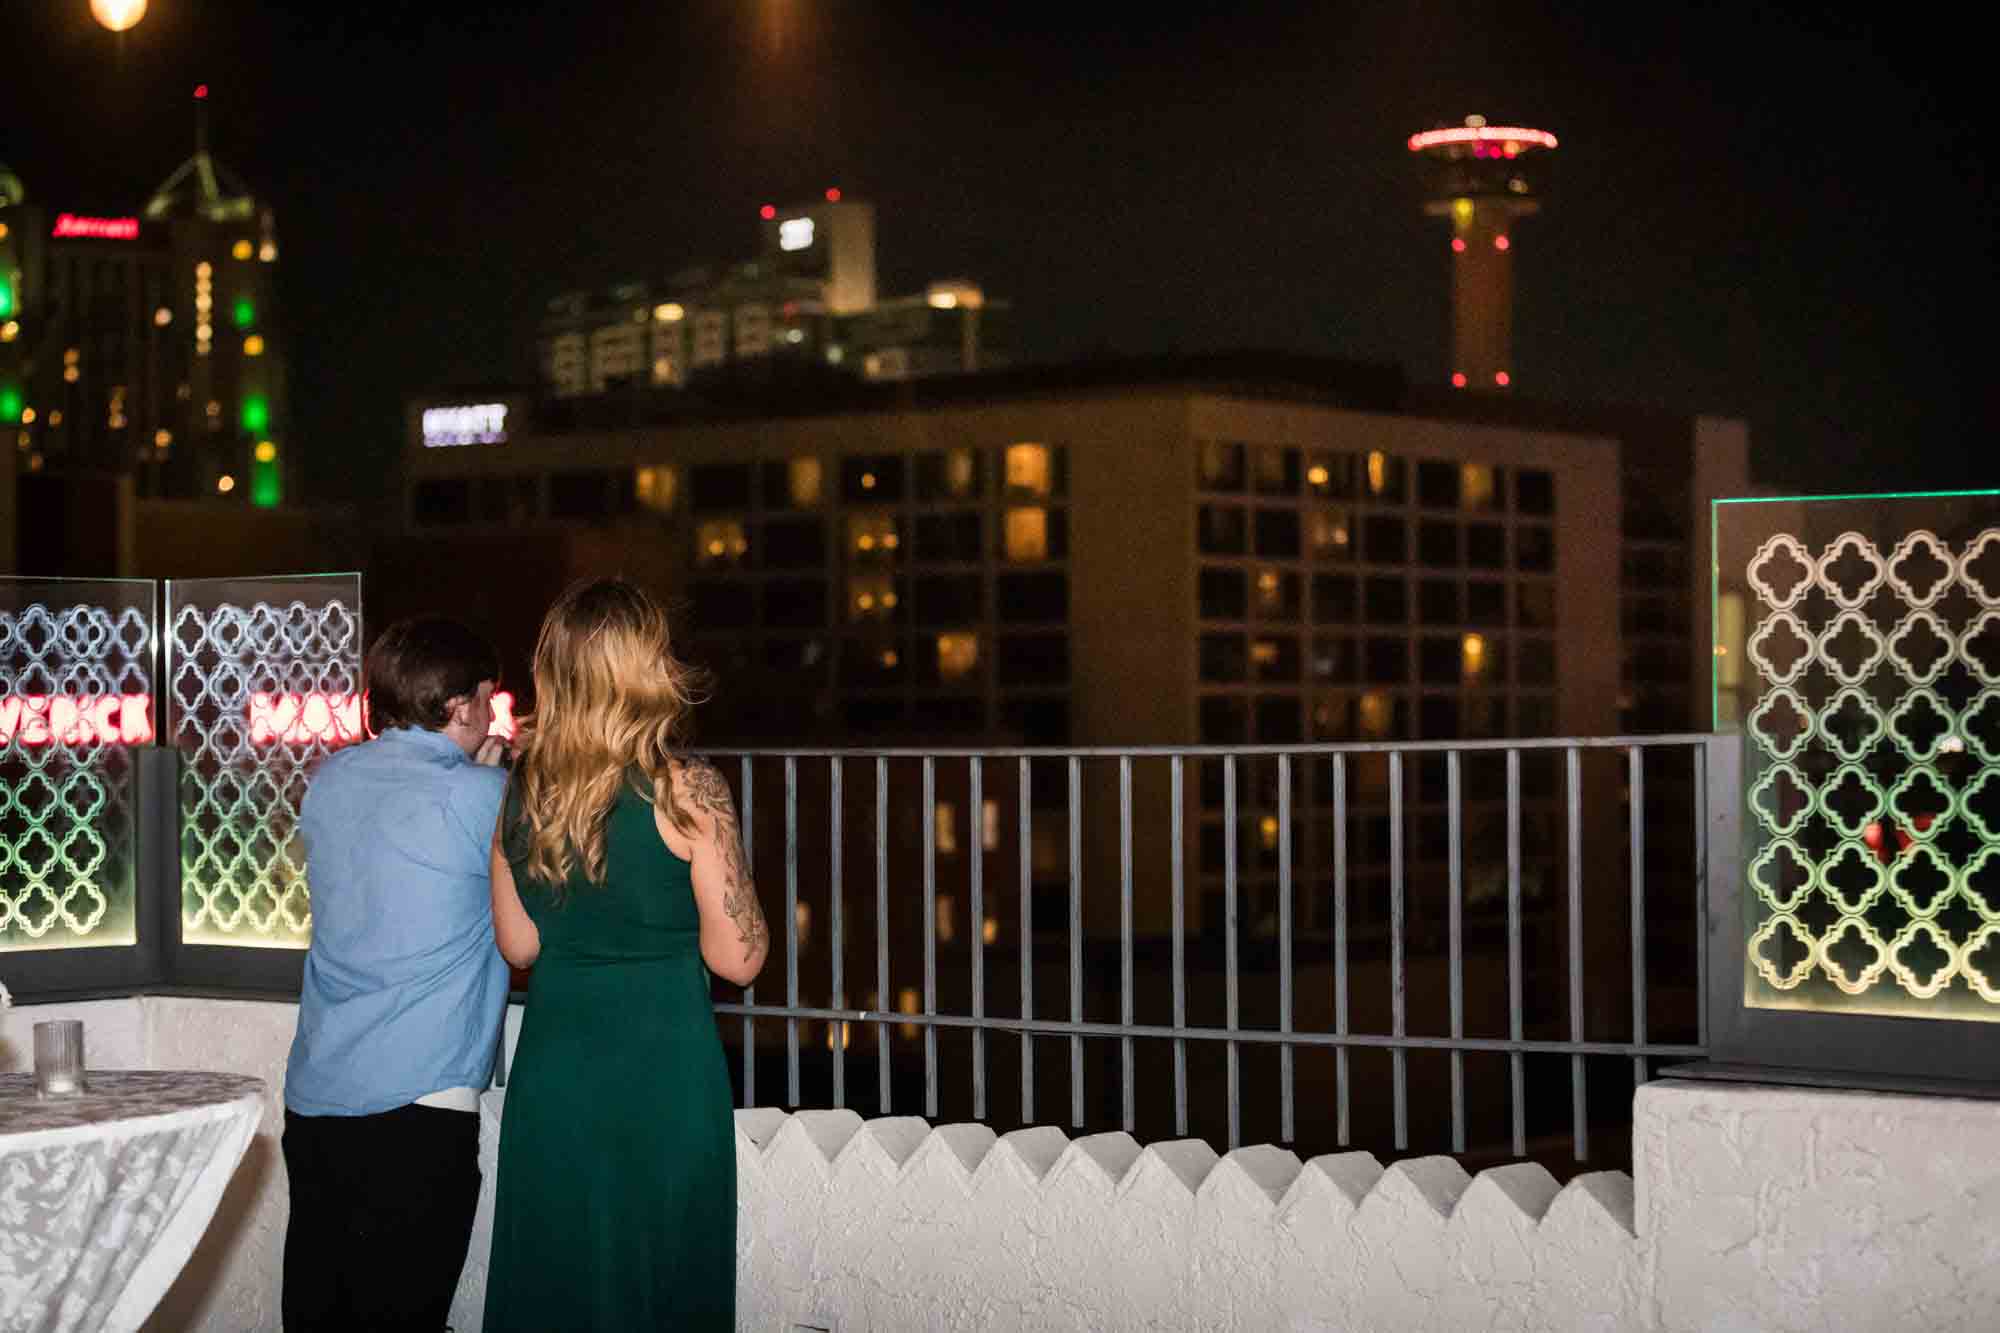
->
[970,756,986,1122]
[830,757,844,1109]
[1389,750,1407,1154]
[1225,754,1240,1150]
[1119,755,1135,1134]
[1020,757,1034,1124]
[1068,755,1084,1129]
[1630,745,1648,1089]
[1566,746,1588,1163]
[1333,753,1351,1148]
[1278,752,1295,1146]
[785,756,800,1107]
[876,757,890,1114]
[740,757,755,1108]
[1171,755,1187,1139]
[1447,748,1465,1156]
[923,755,938,1120]
[1693,742,1709,1049]
[1507,747,1525,1159]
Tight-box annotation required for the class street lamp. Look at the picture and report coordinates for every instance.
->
[90,0,148,32]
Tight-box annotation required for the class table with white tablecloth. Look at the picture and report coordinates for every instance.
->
[0,1071,265,1333]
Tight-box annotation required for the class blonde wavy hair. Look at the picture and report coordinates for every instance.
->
[508,578,707,887]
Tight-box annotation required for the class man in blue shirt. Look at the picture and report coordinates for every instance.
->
[282,616,509,1332]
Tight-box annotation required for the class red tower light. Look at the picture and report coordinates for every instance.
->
[759,204,776,220]
[1494,371,1511,387]
[825,187,842,202]
[1451,373,1468,388]
[1451,237,1467,253]
[1494,235,1511,251]
[194,84,208,100]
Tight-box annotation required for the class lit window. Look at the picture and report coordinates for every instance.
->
[1461,632,1489,684]
[18,408,32,425]
[0,322,17,343]
[153,307,172,326]
[795,902,812,944]
[936,633,980,682]
[1004,443,1051,495]
[63,366,80,382]
[217,474,236,494]
[1306,464,1329,488]
[259,240,277,262]
[982,917,1000,945]
[849,512,898,557]
[1251,639,1280,668]
[981,799,1000,852]
[635,465,678,512]
[936,896,957,943]
[1004,507,1048,562]
[1259,815,1280,852]
[1358,690,1394,740]
[898,986,921,1040]
[1461,463,1496,510]
[63,348,80,366]
[694,519,748,566]
[936,803,960,856]
[1255,568,1283,611]
[243,335,265,357]
[231,239,253,261]
[945,447,977,496]
[47,410,62,425]
[1366,451,1389,496]
[788,457,822,507]
[860,470,877,491]
[848,575,896,621]
[1308,511,1351,557]
[654,302,685,323]
[195,261,212,279]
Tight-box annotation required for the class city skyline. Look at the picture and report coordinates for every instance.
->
[2,3,1988,508]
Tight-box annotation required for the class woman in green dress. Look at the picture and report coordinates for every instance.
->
[484,577,768,1331]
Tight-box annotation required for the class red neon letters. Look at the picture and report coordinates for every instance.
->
[3,692,516,747]
[0,694,155,745]
[51,214,141,240]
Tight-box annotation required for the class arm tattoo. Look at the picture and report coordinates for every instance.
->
[680,758,767,960]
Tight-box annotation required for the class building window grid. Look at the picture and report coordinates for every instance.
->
[1195,445,1561,890]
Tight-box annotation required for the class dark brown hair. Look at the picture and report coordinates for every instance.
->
[364,616,500,734]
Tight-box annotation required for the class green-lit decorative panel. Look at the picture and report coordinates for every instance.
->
[1716,493,2000,1022]
[1,579,154,951]
[166,575,362,948]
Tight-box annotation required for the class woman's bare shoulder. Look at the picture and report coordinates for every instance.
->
[660,755,735,821]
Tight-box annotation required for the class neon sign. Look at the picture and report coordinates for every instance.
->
[778,217,815,252]
[51,213,141,240]
[422,403,508,447]
[0,694,154,746]
[1,692,514,747]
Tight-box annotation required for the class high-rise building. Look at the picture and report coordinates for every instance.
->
[0,89,288,507]
[538,193,1007,400]
[1409,117,1557,392]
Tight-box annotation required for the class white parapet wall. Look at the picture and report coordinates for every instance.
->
[5,995,1999,1331]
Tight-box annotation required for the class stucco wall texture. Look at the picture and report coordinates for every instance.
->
[6,997,1996,1331]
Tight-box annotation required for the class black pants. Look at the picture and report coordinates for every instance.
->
[282,1103,482,1333]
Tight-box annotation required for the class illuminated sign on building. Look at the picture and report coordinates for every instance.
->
[0,691,514,747]
[0,694,154,745]
[422,403,508,447]
[51,213,141,240]
[778,217,816,252]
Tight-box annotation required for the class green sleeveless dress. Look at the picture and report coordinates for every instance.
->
[483,777,735,1331]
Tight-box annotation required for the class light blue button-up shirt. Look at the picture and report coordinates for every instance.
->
[284,726,510,1116]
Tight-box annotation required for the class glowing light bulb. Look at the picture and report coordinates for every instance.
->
[90,0,147,32]
[759,204,777,220]
[1494,235,1511,251]
[1451,372,1468,388]
[216,474,236,494]
[1494,372,1511,387]
[1451,238,1467,253]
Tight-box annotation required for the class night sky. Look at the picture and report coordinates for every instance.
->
[5,3,1990,506]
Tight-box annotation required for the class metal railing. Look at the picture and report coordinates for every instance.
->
[710,734,1727,1163]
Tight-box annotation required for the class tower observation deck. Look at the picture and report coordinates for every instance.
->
[1409,116,1557,391]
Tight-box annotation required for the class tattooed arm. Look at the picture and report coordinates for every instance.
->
[663,757,769,986]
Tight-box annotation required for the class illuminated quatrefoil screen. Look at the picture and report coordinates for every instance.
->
[1724,501,2000,1021]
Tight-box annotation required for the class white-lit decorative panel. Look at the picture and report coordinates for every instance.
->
[1717,495,2000,1022]
[0,579,154,951]
[167,575,361,948]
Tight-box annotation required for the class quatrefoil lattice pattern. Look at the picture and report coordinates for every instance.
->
[1741,523,2000,1019]
[169,584,361,946]
[1,596,152,949]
